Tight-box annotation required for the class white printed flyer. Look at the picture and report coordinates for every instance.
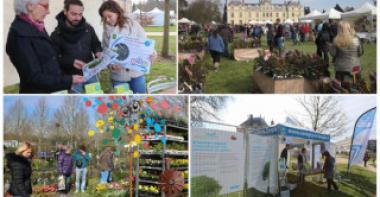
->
[109,33,155,74]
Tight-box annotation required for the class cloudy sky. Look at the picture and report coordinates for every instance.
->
[241,0,374,11]
[219,95,377,141]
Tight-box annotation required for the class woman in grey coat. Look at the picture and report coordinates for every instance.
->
[330,21,363,85]
[322,151,339,191]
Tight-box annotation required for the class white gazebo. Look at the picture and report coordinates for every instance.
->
[285,19,294,24]
[299,8,341,20]
[341,2,376,19]
[299,10,322,21]
[178,17,192,24]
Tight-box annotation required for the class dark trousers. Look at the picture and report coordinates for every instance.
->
[267,39,273,52]
[327,178,338,191]
[209,50,221,63]
[316,46,330,76]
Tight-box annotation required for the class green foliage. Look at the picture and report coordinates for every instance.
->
[191,176,222,197]
[180,0,222,24]
[262,162,270,181]
[254,50,325,80]
[179,36,206,52]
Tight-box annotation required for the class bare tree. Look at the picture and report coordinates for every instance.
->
[30,97,50,151]
[53,97,90,143]
[288,96,348,137]
[4,99,29,135]
[191,96,231,121]
[31,98,49,136]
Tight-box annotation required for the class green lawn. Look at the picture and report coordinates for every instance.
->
[202,39,376,93]
[290,164,376,197]
[208,164,375,197]
[148,35,177,57]
[4,36,177,94]
[143,25,177,32]
[203,55,254,93]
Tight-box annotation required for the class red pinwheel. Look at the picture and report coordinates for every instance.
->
[159,169,184,197]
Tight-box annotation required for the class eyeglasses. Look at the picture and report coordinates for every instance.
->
[37,3,49,10]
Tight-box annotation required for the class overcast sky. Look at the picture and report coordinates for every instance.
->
[219,95,377,141]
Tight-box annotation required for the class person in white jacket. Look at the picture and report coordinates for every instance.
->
[99,0,154,93]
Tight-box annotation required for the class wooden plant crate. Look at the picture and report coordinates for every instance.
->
[234,48,260,61]
[253,71,316,93]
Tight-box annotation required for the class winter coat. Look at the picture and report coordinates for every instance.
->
[297,153,306,172]
[6,153,32,197]
[6,16,72,93]
[330,37,363,73]
[207,34,225,53]
[73,150,91,169]
[57,150,73,176]
[323,156,336,179]
[98,150,114,171]
[50,12,102,76]
[275,24,284,38]
[102,19,147,80]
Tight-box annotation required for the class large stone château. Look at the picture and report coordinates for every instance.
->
[227,0,304,25]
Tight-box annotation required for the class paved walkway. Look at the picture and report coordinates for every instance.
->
[146,31,177,36]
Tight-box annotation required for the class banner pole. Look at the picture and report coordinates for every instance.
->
[346,107,376,175]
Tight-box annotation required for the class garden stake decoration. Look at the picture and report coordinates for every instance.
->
[83,96,179,196]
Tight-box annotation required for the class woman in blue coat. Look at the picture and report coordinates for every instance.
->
[207,28,225,71]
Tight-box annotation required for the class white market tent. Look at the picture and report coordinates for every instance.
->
[341,2,376,19]
[247,124,333,194]
[169,10,175,17]
[178,17,192,24]
[146,7,164,26]
[300,8,341,20]
[249,20,258,25]
[265,20,273,24]
[299,10,322,21]
[285,19,294,24]
[191,121,334,196]
[132,9,143,14]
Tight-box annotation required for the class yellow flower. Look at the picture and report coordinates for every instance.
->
[88,130,95,137]
[96,120,105,128]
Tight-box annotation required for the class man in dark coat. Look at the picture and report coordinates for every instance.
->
[50,0,102,93]
[6,16,79,93]
[219,25,233,57]
[322,151,339,191]
[315,22,331,76]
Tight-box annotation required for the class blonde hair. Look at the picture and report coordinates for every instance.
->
[15,142,32,155]
[334,21,356,49]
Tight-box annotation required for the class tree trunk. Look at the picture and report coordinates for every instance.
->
[161,0,170,58]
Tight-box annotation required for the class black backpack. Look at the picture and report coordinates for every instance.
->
[76,159,83,168]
